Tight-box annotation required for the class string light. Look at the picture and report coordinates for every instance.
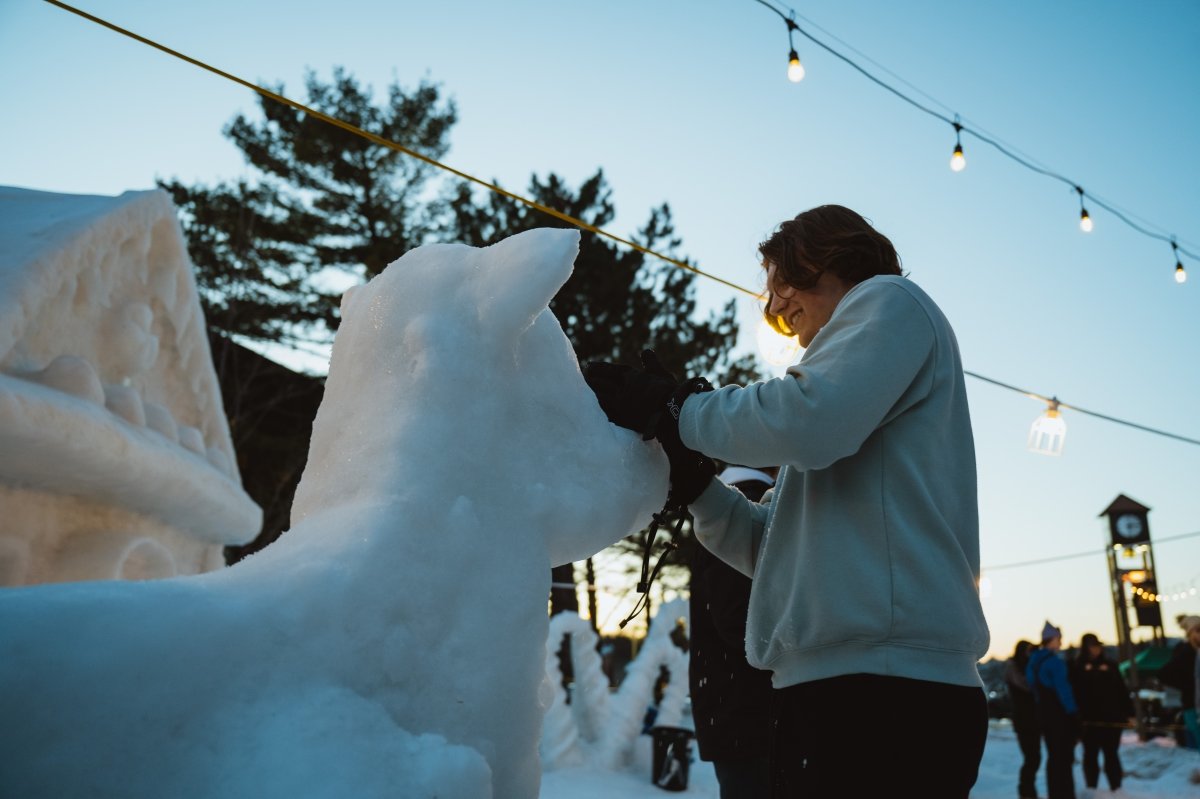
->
[787,48,806,82]
[1027,398,1066,456]
[1076,186,1093,233]
[783,15,806,82]
[966,371,1200,451]
[750,0,1196,283]
[1174,240,1187,284]
[40,0,1200,460]
[950,119,965,172]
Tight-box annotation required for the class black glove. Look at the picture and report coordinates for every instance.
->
[583,350,716,508]
[581,358,669,440]
[640,351,717,507]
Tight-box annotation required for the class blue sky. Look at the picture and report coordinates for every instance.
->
[2,0,1198,659]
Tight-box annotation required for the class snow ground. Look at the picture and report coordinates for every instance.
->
[541,723,1200,798]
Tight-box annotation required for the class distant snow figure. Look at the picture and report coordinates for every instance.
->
[0,227,669,799]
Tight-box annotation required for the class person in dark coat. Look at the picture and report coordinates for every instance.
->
[1160,613,1200,750]
[1027,621,1078,799]
[1005,639,1041,799]
[688,465,776,798]
[1070,633,1134,792]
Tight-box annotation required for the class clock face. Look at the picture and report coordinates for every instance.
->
[1115,513,1144,540]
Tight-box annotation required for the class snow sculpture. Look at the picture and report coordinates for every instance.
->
[0,187,260,586]
[541,599,691,772]
[0,227,669,798]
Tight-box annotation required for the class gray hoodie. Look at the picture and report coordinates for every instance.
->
[680,275,989,689]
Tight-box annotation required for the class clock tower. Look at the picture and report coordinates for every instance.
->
[1099,493,1159,740]
[1100,494,1163,634]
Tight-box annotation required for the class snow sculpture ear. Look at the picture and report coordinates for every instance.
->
[478,228,579,338]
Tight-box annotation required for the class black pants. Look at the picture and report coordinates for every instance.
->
[1013,720,1042,798]
[1038,711,1076,799]
[770,674,987,798]
[1080,725,1122,789]
[713,756,771,799]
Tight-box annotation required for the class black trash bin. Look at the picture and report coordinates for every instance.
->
[650,725,693,791]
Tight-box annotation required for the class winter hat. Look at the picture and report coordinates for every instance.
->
[1177,614,1200,634]
[1041,620,1062,642]
[1080,633,1101,648]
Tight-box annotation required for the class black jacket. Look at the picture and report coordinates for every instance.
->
[688,477,775,762]
[1160,641,1196,709]
[1004,656,1038,732]
[1070,653,1134,723]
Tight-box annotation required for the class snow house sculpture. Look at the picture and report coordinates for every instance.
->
[0,227,669,799]
[0,187,260,586]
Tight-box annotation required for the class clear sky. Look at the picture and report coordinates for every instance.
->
[2,0,1198,660]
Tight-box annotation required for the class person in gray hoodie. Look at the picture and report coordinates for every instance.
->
[584,205,990,797]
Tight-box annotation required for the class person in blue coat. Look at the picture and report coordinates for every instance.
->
[1027,621,1079,799]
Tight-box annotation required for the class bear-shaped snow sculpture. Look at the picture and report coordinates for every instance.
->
[0,228,669,798]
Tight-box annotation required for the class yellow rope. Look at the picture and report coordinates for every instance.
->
[43,0,763,301]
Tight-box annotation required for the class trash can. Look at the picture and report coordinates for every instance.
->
[650,725,693,791]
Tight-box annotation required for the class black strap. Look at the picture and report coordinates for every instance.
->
[618,503,688,629]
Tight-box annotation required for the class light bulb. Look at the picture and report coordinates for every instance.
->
[1027,401,1066,456]
[1079,208,1093,233]
[757,317,803,367]
[950,143,965,172]
[1175,262,1187,284]
[787,50,805,82]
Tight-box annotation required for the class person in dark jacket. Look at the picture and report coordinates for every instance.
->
[1027,621,1078,799]
[1005,639,1041,799]
[1070,633,1134,793]
[688,465,776,798]
[1160,613,1200,750]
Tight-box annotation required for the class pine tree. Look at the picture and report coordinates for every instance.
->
[163,68,457,348]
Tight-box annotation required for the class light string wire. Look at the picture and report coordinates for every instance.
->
[982,529,1200,572]
[965,370,1200,448]
[38,0,757,301]
[42,0,1200,449]
[750,0,1200,262]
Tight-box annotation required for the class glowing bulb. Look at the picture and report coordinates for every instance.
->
[757,317,803,367]
[787,50,805,82]
[1079,208,1093,233]
[1175,262,1187,284]
[950,143,965,172]
[1027,401,1066,456]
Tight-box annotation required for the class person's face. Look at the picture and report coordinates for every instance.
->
[765,262,855,348]
[1188,627,1200,649]
[1045,636,1062,652]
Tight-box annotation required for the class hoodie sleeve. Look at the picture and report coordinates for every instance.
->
[678,280,936,470]
[687,479,773,578]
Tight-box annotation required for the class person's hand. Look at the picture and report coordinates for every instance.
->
[638,351,716,507]
[581,358,673,440]
[583,350,716,508]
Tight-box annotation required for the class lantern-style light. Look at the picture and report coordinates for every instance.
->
[1028,399,1066,456]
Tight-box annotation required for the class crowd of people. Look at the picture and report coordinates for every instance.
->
[1005,614,1200,799]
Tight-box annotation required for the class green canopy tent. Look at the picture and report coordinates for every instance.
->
[1118,646,1174,679]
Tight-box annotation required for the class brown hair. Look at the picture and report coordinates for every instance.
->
[759,205,902,335]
